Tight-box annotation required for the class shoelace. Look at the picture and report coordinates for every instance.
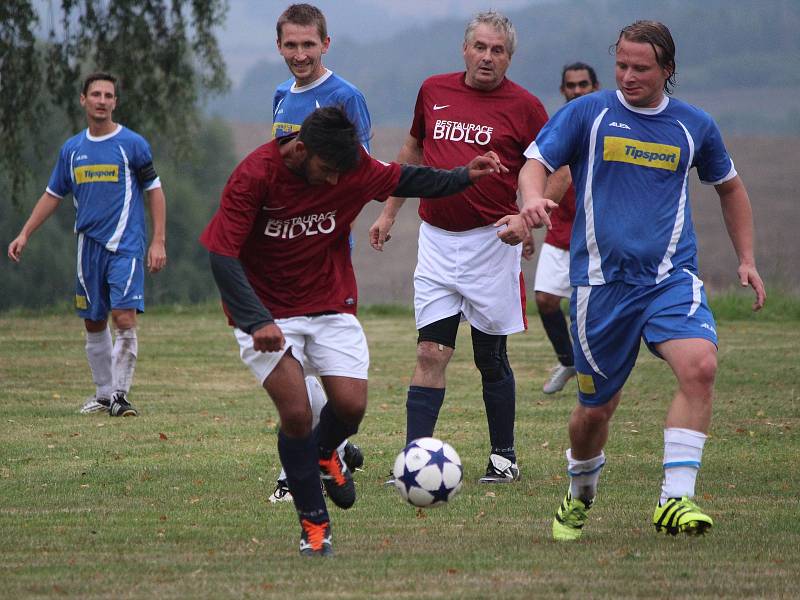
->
[301,519,328,550]
[319,453,347,485]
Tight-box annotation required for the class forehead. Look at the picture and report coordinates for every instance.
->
[563,69,591,82]
[86,80,116,95]
[279,22,323,43]
[468,23,508,49]
[616,37,659,65]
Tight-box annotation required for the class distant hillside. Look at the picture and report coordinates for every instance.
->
[228,123,799,302]
[209,0,800,134]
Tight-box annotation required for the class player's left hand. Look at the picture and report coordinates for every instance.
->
[494,214,530,247]
[147,241,167,273]
[467,151,509,182]
[738,262,766,311]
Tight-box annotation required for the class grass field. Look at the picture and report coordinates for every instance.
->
[1,299,798,598]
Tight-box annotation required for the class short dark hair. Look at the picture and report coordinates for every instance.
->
[297,107,361,173]
[82,72,117,96]
[561,62,598,88]
[614,20,677,94]
[277,3,327,42]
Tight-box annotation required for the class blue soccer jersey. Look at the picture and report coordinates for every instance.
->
[272,69,371,151]
[526,89,736,287]
[46,125,161,258]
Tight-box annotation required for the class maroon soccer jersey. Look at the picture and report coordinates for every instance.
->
[411,72,548,231]
[544,183,576,250]
[200,139,401,319]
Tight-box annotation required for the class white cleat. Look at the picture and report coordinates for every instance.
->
[542,364,577,394]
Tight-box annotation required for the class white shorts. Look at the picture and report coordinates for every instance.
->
[534,242,572,299]
[234,313,369,385]
[414,222,526,335]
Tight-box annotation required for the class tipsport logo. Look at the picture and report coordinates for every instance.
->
[603,136,680,171]
[264,211,337,239]
[433,120,493,145]
[74,164,119,183]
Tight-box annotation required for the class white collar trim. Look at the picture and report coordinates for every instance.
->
[86,124,123,142]
[291,69,333,93]
[616,89,669,115]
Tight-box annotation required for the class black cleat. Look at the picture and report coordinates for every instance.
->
[319,449,356,509]
[342,442,364,471]
[109,391,138,417]
[299,519,333,557]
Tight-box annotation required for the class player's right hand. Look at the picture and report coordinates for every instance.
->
[7,234,27,262]
[252,323,285,353]
[466,151,509,182]
[369,213,394,251]
[520,197,558,230]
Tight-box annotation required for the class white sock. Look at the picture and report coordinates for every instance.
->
[660,427,706,504]
[85,327,113,399]
[112,328,138,394]
[567,448,605,504]
[306,376,326,430]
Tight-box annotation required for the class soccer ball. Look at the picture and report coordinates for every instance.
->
[392,437,463,508]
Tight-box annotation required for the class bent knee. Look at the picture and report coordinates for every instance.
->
[683,350,718,389]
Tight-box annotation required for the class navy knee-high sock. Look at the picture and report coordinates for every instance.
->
[406,386,445,445]
[482,372,516,462]
[539,309,574,367]
[317,403,358,457]
[277,430,328,524]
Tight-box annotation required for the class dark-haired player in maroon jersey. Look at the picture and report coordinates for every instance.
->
[369,11,553,484]
[200,107,505,557]
[535,62,600,395]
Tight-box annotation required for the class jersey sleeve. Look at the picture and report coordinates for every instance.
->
[133,136,161,190]
[524,100,583,173]
[359,151,402,201]
[694,116,737,185]
[409,85,426,145]
[341,91,372,152]
[45,143,73,199]
[199,153,266,258]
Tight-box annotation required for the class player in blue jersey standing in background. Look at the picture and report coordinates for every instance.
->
[267,4,369,504]
[7,72,167,417]
[502,20,765,539]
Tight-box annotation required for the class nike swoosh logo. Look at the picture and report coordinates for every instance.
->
[432,104,450,110]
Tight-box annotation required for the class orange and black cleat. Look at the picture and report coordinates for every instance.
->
[319,449,356,509]
[299,519,333,557]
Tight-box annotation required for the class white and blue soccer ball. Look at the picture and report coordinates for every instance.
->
[392,437,463,508]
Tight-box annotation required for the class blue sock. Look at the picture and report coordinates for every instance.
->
[406,386,445,445]
[277,430,328,524]
[482,372,516,462]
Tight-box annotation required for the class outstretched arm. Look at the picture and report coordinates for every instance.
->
[716,175,765,311]
[7,192,61,262]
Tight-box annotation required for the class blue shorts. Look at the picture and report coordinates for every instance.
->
[569,269,718,406]
[74,234,145,321]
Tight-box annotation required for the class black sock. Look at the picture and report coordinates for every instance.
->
[482,372,516,463]
[317,403,358,457]
[539,309,574,367]
[277,430,328,524]
[406,386,445,445]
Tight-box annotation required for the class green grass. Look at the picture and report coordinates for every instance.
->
[1,308,798,598]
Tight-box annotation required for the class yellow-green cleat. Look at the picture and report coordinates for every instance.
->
[653,497,713,536]
[552,491,593,541]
